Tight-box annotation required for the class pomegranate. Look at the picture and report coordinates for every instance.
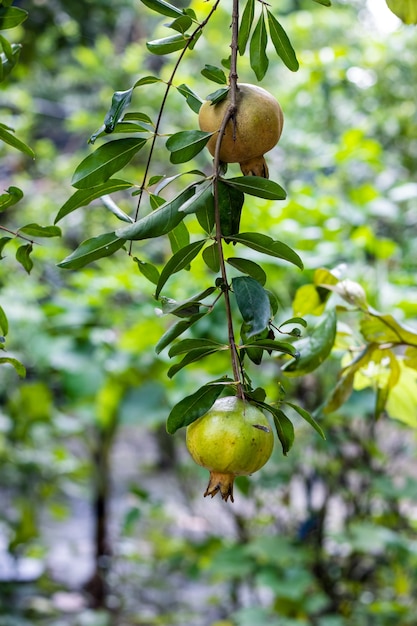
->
[198,83,284,178]
[186,396,274,502]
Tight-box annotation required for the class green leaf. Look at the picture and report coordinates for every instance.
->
[58,232,125,270]
[133,258,160,285]
[202,242,220,273]
[159,286,216,317]
[140,0,184,18]
[178,180,213,216]
[0,185,23,211]
[0,304,8,335]
[238,0,255,55]
[166,15,193,33]
[0,7,28,29]
[19,224,61,238]
[386,0,417,23]
[168,345,225,378]
[155,312,206,354]
[155,239,206,298]
[72,139,146,189]
[312,0,331,5]
[242,339,297,358]
[253,400,294,455]
[0,236,11,259]
[250,12,268,81]
[232,275,271,338]
[223,176,286,200]
[226,257,266,285]
[218,180,244,238]
[103,88,133,134]
[283,309,337,375]
[166,382,227,434]
[0,356,26,377]
[266,10,299,72]
[166,130,212,164]
[201,64,227,84]
[55,180,133,223]
[0,124,34,158]
[147,34,190,55]
[16,243,33,274]
[116,185,195,240]
[0,39,21,82]
[285,402,325,439]
[360,310,417,347]
[207,87,230,105]
[228,232,303,270]
[169,338,227,358]
[176,83,204,114]
[168,220,190,254]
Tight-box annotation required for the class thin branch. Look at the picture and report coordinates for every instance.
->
[128,0,222,255]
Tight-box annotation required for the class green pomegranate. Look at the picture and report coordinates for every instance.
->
[186,396,274,502]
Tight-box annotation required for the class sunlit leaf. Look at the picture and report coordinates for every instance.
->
[72,138,147,189]
[0,6,28,29]
[58,232,125,269]
[266,10,299,72]
[0,305,8,335]
[155,239,206,298]
[159,286,216,317]
[360,310,417,347]
[312,0,331,5]
[250,12,268,81]
[228,232,303,270]
[242,339,297,358]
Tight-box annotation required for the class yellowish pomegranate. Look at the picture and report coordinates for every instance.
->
[186,396,274,502]
[198,83,284,178]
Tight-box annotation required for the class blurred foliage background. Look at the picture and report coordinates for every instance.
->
[0,0,416,625]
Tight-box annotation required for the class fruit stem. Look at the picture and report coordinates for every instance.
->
[211,0,244,400]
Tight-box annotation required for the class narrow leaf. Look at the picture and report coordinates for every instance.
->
[55,180,133,223]
[72,138,146,189]
[0,124,34,158]
[218,180,244,238]
[19,224,61,238]
[166,382,226,434]
[285,401,325,439]
[267,10,299,72]
[166,15,193,33]
[0,7,28,29]
[147,34,190,55]
[169,338,227,358]
[116,185,195,240]
[155,312,206,354]
[202,242,220,273]
[250,12,268,81]
[103,88,133,134]
[0,305,8,335]
[155,239,206,298]
[252,400,294,455]
[58,232,125,270]
[168,220,190,254]
[159,286,216,317]
[168,346,223,378]
[228,232,303,270]
[238,0,255,55]
[140,0,184,18]
[242,339,297,358]
[223,176,286,200]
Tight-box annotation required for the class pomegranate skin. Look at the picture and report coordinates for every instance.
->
[186,396,274,502]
